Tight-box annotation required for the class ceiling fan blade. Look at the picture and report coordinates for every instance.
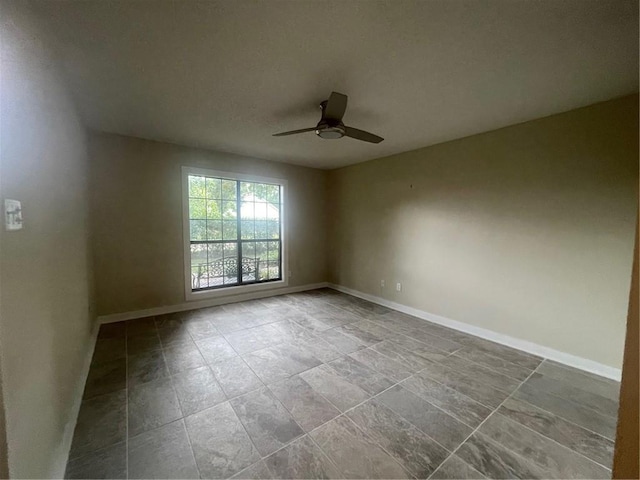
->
[272,127,316,137]
[344,126,384,144]
[323,92,348,121]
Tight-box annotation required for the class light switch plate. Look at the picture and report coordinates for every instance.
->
[4,199,23,231]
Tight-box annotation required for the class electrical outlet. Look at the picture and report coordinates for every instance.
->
[396,282,402,292]
[380,279,385,288]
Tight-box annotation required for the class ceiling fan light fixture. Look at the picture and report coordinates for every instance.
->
[316,125,344,139]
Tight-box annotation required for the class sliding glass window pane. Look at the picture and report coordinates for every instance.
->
[190,220,206,241]
[190,244,208,289]
[206,220,222,240]
[223,220,237,240]
[189,175,206,198]
[187,173,282,292]
[241,242,257,282]
[267,219,279,239]
[206,177,221,199]
[221,179,237,200]
[255,220,268,239]
[206,200,222,220]
[254,202,268,220]
[265,184,280,204]
[222,242,238,285]
[189,199,206,219]
[240,181,254,198]
[241,219,254,240]
[222,201,237,219]
[241,201,254,219]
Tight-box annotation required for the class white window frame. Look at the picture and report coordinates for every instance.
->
[182,166,288,301]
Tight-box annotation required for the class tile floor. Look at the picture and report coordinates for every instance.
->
[65,288,620,479]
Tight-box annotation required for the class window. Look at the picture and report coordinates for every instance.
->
[182,167,286,298]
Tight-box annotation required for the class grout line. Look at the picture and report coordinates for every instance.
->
[425,362,544,480]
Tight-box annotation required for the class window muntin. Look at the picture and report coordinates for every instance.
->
[187,173,282,291]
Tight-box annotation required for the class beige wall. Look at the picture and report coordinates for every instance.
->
[0,1,95,477]
[89,133,329,316]
[329,95,638,368]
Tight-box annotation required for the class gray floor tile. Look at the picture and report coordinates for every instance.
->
[127,350,170,387]
[347,399,449,478]
[128,377,182,437]
[224,324,284,354]
[418,361,510,408]
[430,455,487,479]
[479,413,610,478]
[335,323,385,346]
[83,357,125,399]
[163,344,206,374]
[327,355,394,395]
[185,402,261,479]
[537,361,620,401]
[91,336,126,365]
[401,372,492,428]
[299,364,369,412]
[402,328,462,354]
[498,397,615,468]
[69,389,126,459]
[523,372,619,418]
[243,343,321,384]
[382,333,451,362]
[231,460,274,479]
[230,387,305,456]
[154,313,184,330]
[128,420,199,479]
[436,354,521,392]
[212,312,261,333]
[65,441,126,479]
[268,376,340,432]
[287,330,344,363]
[172,366,227,416]
[370,341,434,372]
[310,416,410,479]
[196,335,239,364]
[461,337,542,370]
[210,356,264,398]
[514,383,618,439]
[158,325,196,349]
[264,436,341,479]
[349,348,412,382]
[292,314,335,333]
[127,331,163,355]
[317,328,366,354]
[126,317,157,336]
[377,385,472,451]
[184,318,220,341]
[69,291,618,480]
[456,433,547,479]
[454,347,534,381]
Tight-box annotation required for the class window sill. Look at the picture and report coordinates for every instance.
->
[185,278,289,301]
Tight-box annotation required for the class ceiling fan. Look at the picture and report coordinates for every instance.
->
[273,92,384,144]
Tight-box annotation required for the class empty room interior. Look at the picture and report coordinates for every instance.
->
[1,1,639,479]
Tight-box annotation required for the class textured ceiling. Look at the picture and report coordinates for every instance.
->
[31,0,638,169]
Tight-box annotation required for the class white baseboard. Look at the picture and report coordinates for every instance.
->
[52,322,99,478]
[98,282,329,324]
[329,283,622,381]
